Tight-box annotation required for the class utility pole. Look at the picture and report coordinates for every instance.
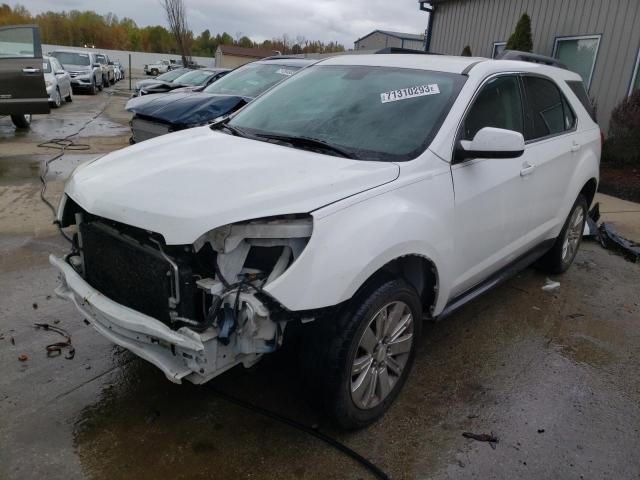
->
[419,1,435,52]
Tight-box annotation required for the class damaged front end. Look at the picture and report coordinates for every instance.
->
[51,200,313,384]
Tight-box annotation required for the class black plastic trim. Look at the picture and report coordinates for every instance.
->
[436,238,555,321]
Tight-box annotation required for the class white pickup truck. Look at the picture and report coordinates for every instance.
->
[143,60,172,76]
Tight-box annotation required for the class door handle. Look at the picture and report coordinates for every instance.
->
[22,67,41,74]
[520,161,536,177]
[571,142,581,153]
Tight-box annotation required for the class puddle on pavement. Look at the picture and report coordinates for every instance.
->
[0,94,129,142]
[0,153,100,184]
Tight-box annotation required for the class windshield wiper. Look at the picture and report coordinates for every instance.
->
[210,118,249,138]
[253,133,357,159]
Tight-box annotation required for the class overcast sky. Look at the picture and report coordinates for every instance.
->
[15,0,429,48]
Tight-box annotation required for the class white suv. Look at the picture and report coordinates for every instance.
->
[51,53,600,428]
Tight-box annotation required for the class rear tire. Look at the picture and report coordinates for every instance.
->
[538,195,588,274]
[302,279,422,429]
[11,114,32,128]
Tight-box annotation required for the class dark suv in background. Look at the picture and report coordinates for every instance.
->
[0,24,49,128]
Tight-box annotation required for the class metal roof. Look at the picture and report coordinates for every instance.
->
[355,29,425,44]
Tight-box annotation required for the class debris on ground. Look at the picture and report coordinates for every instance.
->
[542,278,561,291]
[537,428,545,433]
[18,354,28,362]
[462,431,499,449]
[34,323,75,359]
[583,203,600,237]
[567,313,585,319]
[10,336,15,345]
[597,223,640,263]
[32,302,38,310]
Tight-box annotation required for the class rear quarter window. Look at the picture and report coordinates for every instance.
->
[566,80,597,122]
[522,76,576,140]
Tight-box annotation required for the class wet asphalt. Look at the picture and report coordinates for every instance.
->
[1,80,639,480]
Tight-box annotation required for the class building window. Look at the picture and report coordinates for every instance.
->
[553,35,601,90]
[492,42,506,59]
[630,46,640,95]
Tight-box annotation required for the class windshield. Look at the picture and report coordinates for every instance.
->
[96,54,106,64]
[51,51,90,67]
[229,65,466,161]
[173,69,214,86]
[156,68,189,82]
[42,59,52,73]
[204,63,301,98]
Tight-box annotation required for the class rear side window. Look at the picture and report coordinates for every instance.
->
[522,76,576,140]
[462,75,524,140]
[566,80,596,121]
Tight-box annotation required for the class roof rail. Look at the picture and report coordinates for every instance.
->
[498,50,566,69]
[261,55,299,60]
[375,47,441,55]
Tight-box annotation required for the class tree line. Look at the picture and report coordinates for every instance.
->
[0,4,345,56]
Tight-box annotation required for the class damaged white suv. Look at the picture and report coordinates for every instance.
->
[51,53,600,428]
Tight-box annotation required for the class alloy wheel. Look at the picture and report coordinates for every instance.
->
[350,301,414,409]
[562,204,585,262]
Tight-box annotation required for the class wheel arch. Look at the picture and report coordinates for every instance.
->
[580,177,598,207]
[355,254,439,318]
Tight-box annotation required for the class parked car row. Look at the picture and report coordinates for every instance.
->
[49,49,126,95]
[131,67,229,98]
[56,48,601,429]
[126,58,306,142]
[0,23,128,129]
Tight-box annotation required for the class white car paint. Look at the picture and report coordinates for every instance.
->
[64,126,399,244]
[52,53,600,386]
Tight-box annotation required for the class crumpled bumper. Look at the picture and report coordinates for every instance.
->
[49,254,231,384]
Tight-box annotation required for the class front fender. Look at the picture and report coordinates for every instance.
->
[264,165,455,315]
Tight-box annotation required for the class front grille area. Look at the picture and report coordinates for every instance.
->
[131,117,171,142]
[79,220,201,325]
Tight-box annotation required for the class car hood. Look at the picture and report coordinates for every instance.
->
[65,64,92,72]
[65,127,400,244]
[136,79,169,89]
[126,92,248,126]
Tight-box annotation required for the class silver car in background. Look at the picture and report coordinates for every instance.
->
[50,49,104,94]
[43,55,72,107]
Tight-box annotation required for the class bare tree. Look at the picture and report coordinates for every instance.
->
[161,0,191,66]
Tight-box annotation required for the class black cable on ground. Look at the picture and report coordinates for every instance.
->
[211,388,391,480]
[37,89,116,244]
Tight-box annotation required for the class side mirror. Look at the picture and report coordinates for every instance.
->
[93,63,101,68]
[55,69,66,75]
[456,127,525,162]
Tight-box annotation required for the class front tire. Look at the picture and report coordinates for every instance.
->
[538,194,588,274]
[11,114,31,128]
[306,279,422,429]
